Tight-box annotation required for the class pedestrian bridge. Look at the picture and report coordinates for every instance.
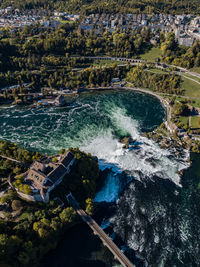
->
[66,193,135,267]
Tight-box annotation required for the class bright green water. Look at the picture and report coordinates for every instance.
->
[0,90,164,154]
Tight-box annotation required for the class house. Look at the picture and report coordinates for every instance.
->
[178,35,194,47]
[15,151,75,203]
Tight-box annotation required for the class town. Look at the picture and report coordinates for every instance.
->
[1,6,200,47]
[0,7,79,30]
[79,13,200,47]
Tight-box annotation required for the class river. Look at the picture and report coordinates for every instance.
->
[0,90,199,266]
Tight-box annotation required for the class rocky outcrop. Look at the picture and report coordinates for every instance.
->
[120,137,135,149]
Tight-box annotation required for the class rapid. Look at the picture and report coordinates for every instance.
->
[0,90,199,266]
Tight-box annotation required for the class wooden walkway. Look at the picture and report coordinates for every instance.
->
[67,193,135,267]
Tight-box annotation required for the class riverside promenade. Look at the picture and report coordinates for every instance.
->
[66,193,135,267]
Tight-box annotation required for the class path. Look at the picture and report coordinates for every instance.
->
[0,155,25,165]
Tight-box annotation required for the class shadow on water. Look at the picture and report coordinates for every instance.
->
[42,222,117,267]
[42,161,146,267]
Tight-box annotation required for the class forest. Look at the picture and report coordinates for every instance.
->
[0,24,151,102]
[0,0,200,15]
[0,140,42,177]
[1,24,200,103]
[126,65,182,94]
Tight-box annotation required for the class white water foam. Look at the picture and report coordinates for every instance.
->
[80,107,190,202]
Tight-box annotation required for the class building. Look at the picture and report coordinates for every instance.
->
[178,36,194,47]
[15,151,75,203]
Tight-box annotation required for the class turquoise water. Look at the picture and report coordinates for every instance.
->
[0,90,164,154]
[1,89,198,266]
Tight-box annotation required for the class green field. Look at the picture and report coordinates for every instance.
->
[140,47,162,62]
[92,59,124,67]
[181,77,200,98]
[148,68,168,74]
[191,116,200,129]
[190,67,200,74]
[178,116,189,126]
[182,73,200,83]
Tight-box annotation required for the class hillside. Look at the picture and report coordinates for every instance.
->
[0,0,200,14]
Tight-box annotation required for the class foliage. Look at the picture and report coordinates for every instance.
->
[52,157,58,163]
[173,102,190,116]
[0,140,42,163]
[73,65,129,88]
[0,145,100,266]
[126,66,182,94]
[161,33,200,69]
[191,140,200,153]
[85,198,94,215]
[0,190,18,204]
[51,148,100,207]
[0,26,151,101]
[0,0,200,14]
[0,199,78,266]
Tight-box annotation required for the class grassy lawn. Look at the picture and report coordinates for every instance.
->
[148,68,168,74]
[58,19,75,24]
[178,116,189,126]
[191,116,200,129]
[182,73,200,83]
[92,59,125,67]
[166,95,200,108]
[140,47,162,62]
[190,67,200,74]
[181,77,200,98]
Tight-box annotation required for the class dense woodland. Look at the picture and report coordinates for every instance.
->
[126,65,182,94]
[161,32,200,69]
[0,25,151,102]
[0,199,77,266]
[0,26,150,73]
[0,140,42,177]
[0,0,200,14]
[0,24,200,97]
[1,25,200,95]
